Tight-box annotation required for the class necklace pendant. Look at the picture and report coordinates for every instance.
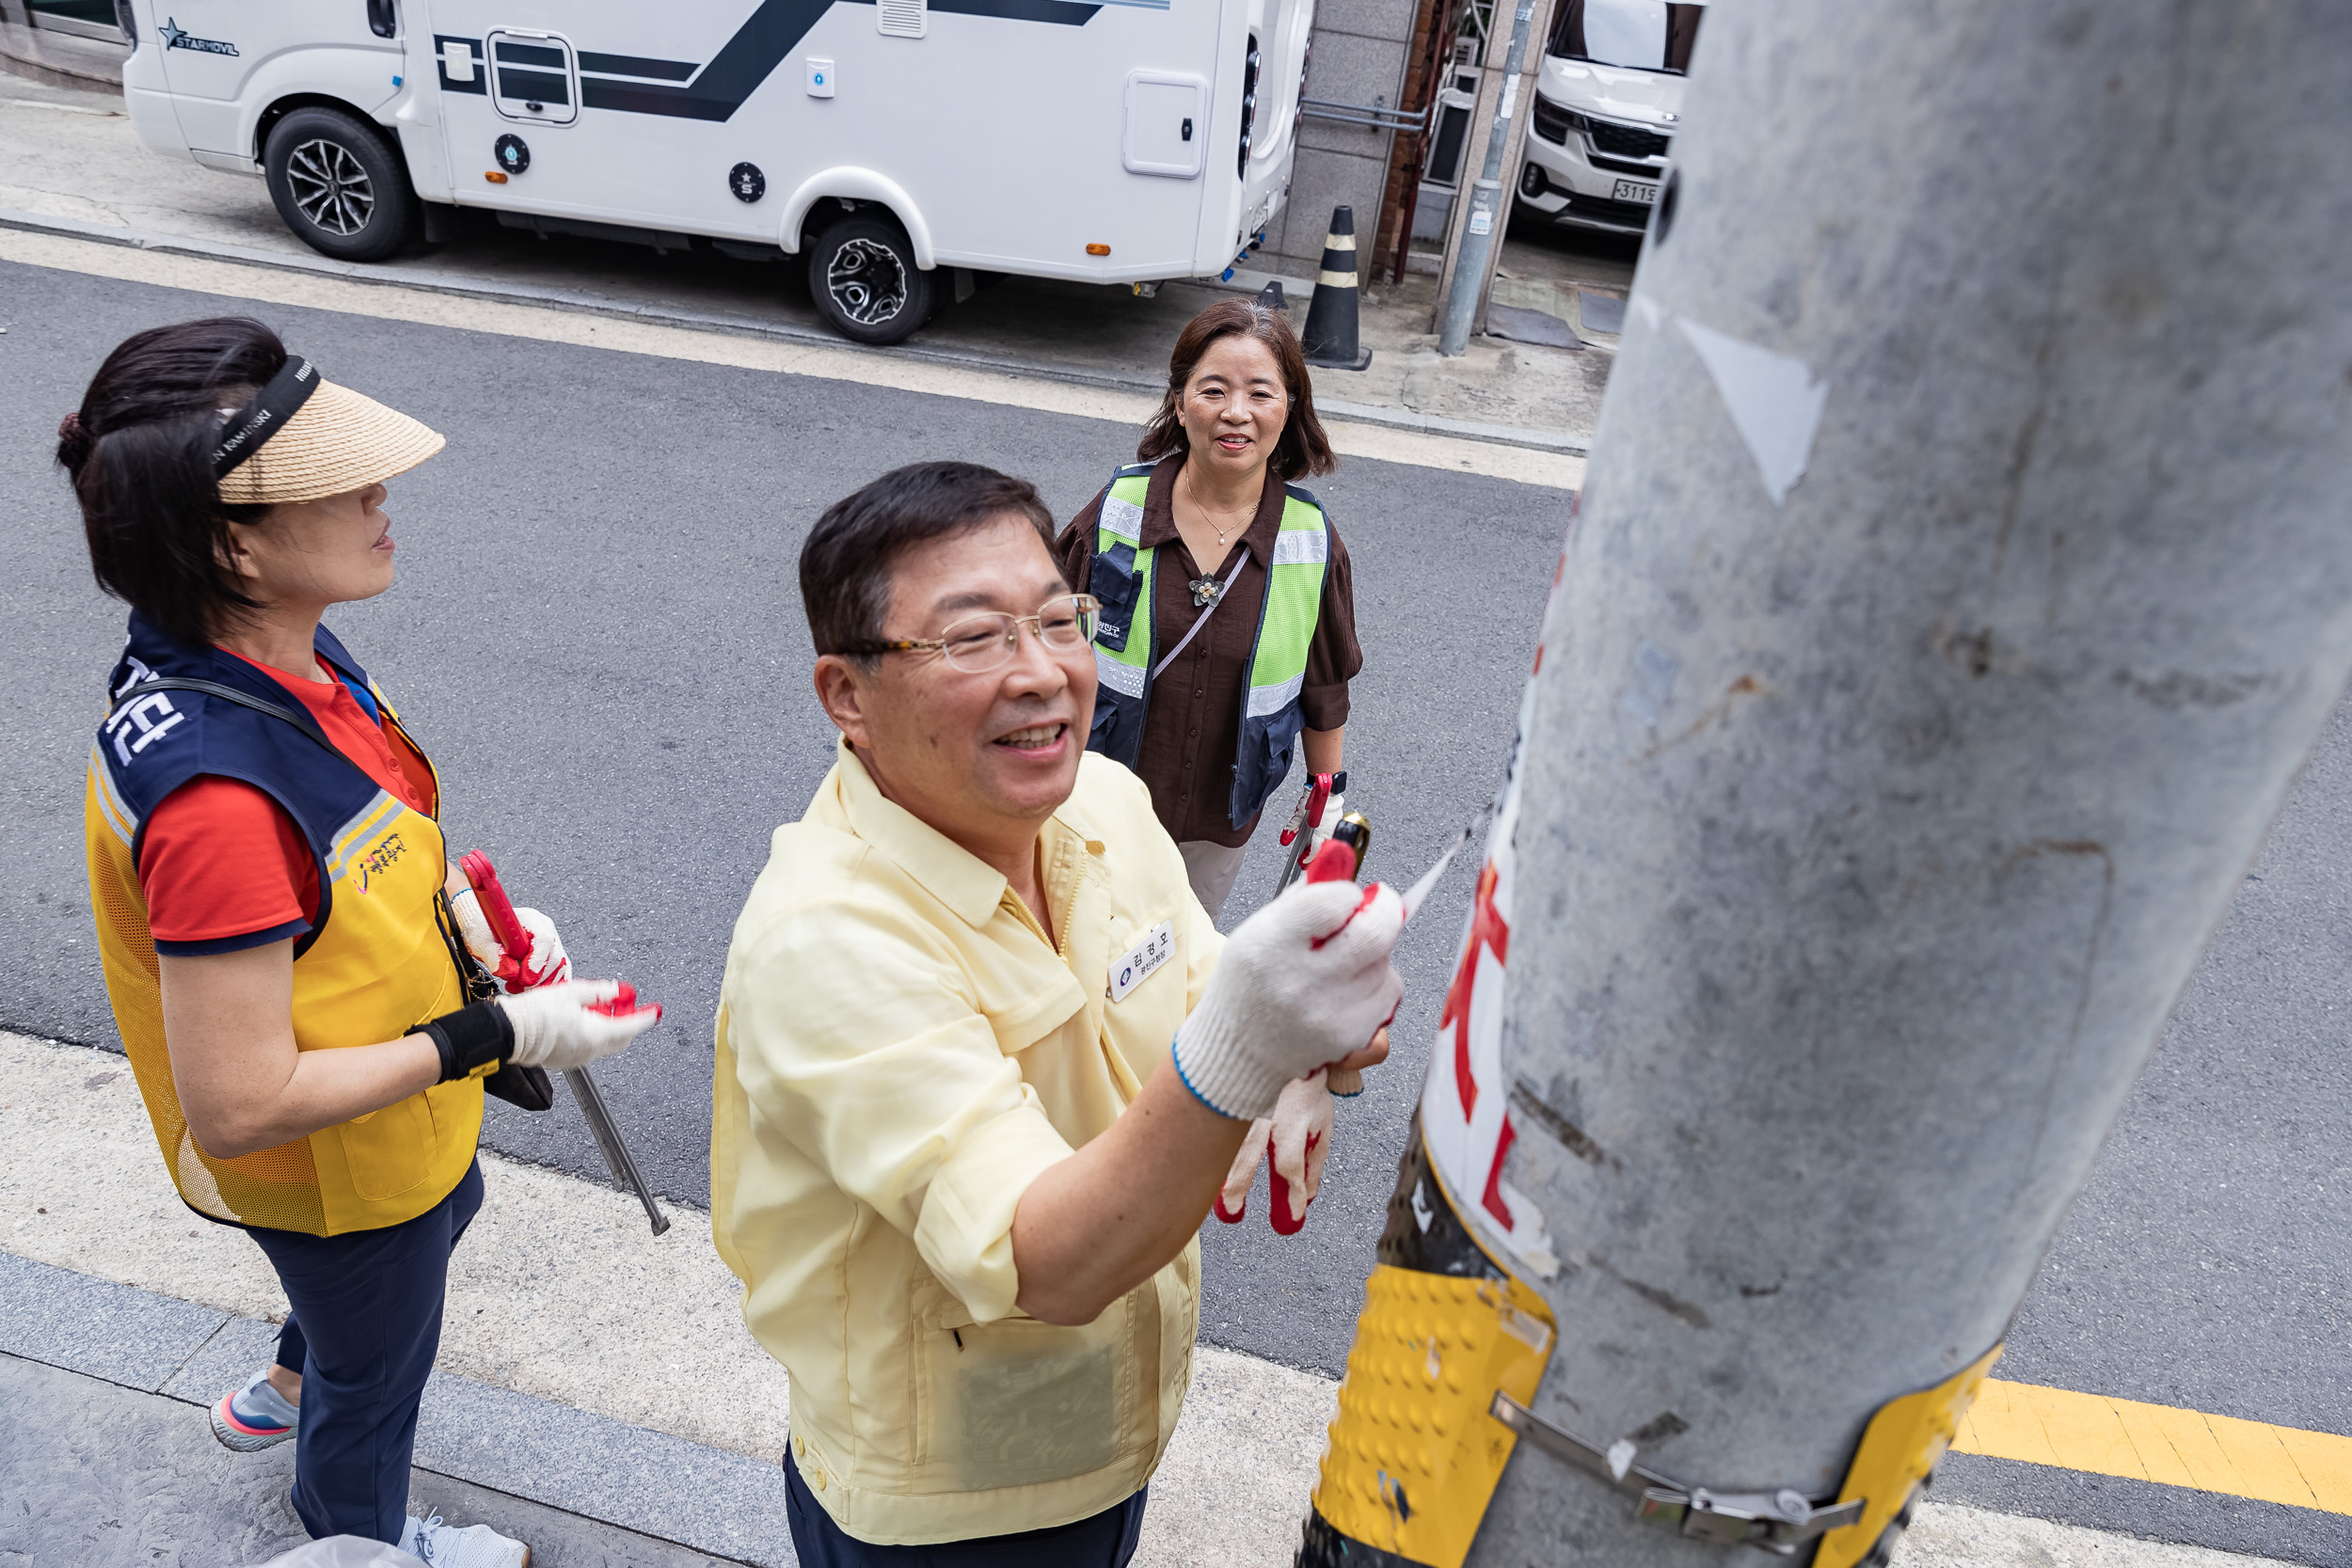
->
[1188,576,1225,608]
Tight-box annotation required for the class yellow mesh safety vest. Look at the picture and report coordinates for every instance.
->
[85,618,484,1237]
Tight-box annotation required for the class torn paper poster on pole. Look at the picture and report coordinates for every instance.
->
[1418,546,1568,1280]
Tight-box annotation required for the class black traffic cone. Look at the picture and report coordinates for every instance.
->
[1254,279,1287,310]
[1301,205,1373,371]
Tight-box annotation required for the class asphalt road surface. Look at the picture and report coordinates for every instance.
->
[3,258,2344,1563]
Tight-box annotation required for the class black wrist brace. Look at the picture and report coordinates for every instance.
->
[420,1000,514,1085]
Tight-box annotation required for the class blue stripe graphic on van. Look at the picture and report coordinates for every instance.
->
[579,52,698,80]
[577,0,1102,120]
[902,0,1108,20]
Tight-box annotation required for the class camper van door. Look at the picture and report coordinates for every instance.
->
[426,3,754,239]
[148,2,399,165]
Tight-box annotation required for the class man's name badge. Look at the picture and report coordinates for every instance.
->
[1109,921,1175,1003]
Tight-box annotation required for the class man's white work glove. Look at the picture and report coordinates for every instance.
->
[451,888,570,989]
[499,980,660,1071]
[1215,1115,1274,1224]
[1173,878,1404,1121]
[1213,1070,1336,1233]
[1267,1070,1336,1232]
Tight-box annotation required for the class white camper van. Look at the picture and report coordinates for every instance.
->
[115,0,1312,343]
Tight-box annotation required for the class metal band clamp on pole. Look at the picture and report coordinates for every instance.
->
[1486,1392,1863,1552]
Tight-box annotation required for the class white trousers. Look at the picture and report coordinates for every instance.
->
[1178,840,1251,925]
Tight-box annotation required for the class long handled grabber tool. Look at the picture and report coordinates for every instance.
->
[459,851,671,1237]
[1270,769,1348,898]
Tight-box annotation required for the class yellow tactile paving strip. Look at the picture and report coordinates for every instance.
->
[1957,1378,2352,1516]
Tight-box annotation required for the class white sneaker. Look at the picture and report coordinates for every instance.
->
[396,1510,530,1567]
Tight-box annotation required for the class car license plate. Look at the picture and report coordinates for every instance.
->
[1612,179,1659,204]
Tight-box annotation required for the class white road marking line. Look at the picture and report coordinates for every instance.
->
[0,228,1585,491]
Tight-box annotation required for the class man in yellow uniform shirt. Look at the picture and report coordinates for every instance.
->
[711,461,1406,1565]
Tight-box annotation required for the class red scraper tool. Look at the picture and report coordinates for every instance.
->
[459,850,670,1236]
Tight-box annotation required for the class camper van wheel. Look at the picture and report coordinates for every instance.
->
[807,215,935,346]
[263,106,420,264]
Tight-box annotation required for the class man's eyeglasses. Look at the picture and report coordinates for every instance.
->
[849,594,1101,674]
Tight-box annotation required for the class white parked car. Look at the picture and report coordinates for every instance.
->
[112,0,1313,345]
[1516,0,1704,237]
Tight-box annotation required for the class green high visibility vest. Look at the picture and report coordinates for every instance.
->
[1085,462,1330,830]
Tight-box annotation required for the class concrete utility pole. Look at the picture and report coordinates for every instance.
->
[1434,0,1536,356]
[1300,3,2352,1565]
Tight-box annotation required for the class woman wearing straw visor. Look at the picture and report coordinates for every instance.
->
[66,318,659,1566]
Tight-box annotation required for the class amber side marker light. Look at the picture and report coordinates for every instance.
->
[1086,243,1110,256]
[485,170,509,183]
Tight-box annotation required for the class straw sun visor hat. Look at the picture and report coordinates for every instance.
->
[213,355,445,506]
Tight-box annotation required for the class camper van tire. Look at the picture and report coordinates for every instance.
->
[262,106,421,264]
[806,214,935,347]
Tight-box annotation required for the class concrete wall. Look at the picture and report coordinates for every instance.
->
[1261,0,1417,278]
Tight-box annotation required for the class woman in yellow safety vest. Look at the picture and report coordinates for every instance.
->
[64,318,659,1567]
[1056,297,1365,927]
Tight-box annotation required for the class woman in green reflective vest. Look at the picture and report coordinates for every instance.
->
[1057,297,1365,925]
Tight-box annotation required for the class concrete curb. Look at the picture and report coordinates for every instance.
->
[0,206,1589,458]
[0,1250,794,1566]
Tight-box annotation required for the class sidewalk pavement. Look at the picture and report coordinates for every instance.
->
[0,72,1612,449]
[0,1026,2302,1568]
[3,1260,764,1567]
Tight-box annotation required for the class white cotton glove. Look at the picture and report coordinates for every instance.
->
[1174,878,1405,1121]
[1215,1115,1274,1224]
[1268,1070,1336,1233]
[449,885,501,972]
[451,890,570,989]
[509,908,569,986]
[1214,1070,1338,1234]
[496,979,660,1072]
[1308,790,1347,850]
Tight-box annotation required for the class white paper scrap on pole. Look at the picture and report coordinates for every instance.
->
[1675,316,1829,506]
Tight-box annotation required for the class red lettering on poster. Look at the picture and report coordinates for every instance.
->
[1439,861,1511,1120]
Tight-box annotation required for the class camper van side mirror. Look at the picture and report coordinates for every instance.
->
[367,0,396,39]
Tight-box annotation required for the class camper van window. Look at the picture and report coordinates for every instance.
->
[1548,0,1705,74]
[494,39,572,104]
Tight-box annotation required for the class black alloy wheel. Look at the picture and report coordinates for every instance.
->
[263,106,420,263]
[805,215,935,346]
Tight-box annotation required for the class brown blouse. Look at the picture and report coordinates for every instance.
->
[1057,453,1363,847]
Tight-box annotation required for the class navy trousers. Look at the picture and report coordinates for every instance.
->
[784,1448,1147,1567]
[246,1159,485,1544]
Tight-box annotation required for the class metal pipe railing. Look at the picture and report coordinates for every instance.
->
[1298,96,1429,134]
